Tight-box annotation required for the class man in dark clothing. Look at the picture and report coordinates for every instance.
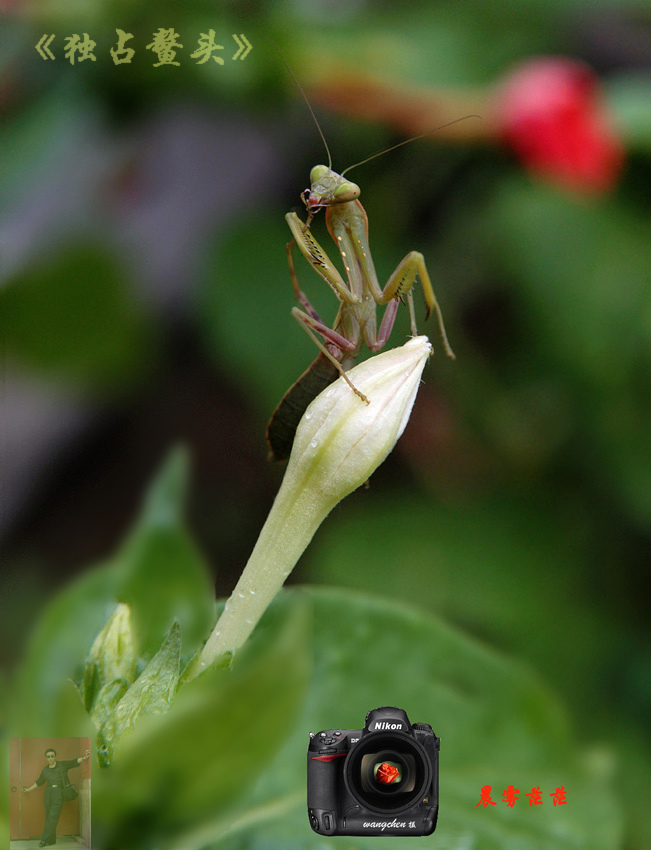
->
[22,747,90,846]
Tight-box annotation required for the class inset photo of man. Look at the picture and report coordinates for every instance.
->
[10,737,91,849]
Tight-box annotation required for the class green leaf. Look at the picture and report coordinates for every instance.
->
[207,588,619,850]
[9,449,215,734]
[90,678,130,731]
[91,592,312,850]
[52,678,97,741]
[116,448,216,659]
[12,562,120,735]
[304,493,614,713]
[98,621,181,765]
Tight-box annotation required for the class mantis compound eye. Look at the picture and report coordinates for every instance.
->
[310,164,330,184]
[334,180,360,203]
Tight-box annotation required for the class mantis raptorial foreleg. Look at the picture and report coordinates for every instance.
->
[286,212,352,302]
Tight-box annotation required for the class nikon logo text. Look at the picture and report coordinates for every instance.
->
[372,722,403,730]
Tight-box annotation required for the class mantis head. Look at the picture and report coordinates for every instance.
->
[302,165,361,213]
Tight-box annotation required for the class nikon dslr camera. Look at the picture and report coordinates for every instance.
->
[307,706,439,836]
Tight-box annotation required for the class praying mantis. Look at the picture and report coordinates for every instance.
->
[265,69,466,461]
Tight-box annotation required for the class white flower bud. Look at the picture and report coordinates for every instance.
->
[287,335,432,511]
[196,337,432,669]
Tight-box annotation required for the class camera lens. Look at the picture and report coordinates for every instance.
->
[345,733,430,814]
[360,750,416,798]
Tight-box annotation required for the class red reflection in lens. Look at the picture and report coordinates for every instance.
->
[376,762,400,784]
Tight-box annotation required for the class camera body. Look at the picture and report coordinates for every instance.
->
[307,706,440,837]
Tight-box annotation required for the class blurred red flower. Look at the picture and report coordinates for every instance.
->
[496,58,624,194]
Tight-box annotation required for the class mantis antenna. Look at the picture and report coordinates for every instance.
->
[341,115,482,177]
[265,36,332,169]
[267,36,480,178]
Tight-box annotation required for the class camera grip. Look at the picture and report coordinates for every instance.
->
[307,753,342,834]
[307,753,339,810]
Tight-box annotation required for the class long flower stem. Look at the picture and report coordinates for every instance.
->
[198,480,329,667]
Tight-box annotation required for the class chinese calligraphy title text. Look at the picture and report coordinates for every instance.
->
[35,29,253,65]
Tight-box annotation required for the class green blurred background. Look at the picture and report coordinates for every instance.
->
[1,1,650,848]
